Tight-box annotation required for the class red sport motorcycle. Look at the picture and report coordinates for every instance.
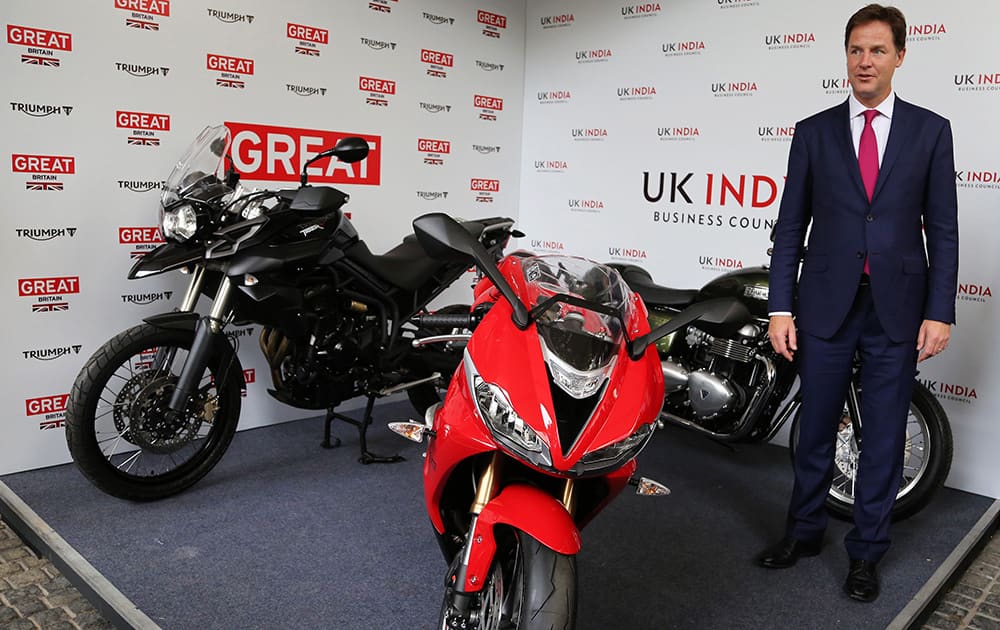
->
[390,214,741,628]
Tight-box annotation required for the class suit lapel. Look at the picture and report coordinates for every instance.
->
[834,101,868,201]
[872,97,911,202]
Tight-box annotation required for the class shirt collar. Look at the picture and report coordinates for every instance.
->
[849,91,895,121]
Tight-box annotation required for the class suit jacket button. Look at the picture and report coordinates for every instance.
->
[857,252,864,258]
[866,214,874,222]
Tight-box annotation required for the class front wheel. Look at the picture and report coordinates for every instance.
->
[790,381,953,521]
[65,323,243,501]
[439,529,577,630]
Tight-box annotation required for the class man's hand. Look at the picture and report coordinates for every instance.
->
[768,315,797,361]
[917,319,951,362]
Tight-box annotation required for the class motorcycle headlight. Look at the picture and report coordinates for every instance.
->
[471,373,552,468]
[160,204,198,242]
[573,422,655,476]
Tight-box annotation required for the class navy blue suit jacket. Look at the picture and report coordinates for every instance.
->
[768,97,959,343]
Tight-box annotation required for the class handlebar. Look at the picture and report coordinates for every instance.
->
[414,313,478,329]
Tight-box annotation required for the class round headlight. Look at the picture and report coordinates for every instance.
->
[161,205,198,241]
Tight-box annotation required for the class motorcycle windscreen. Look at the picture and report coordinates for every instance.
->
[521,256,635,400]
[161,125,231,207]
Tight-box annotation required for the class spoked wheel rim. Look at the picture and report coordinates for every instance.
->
[829,400,932,504]
[95,343,225,480]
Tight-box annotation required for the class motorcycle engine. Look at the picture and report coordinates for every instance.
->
[662,323,764,429]
[260,313,378,409]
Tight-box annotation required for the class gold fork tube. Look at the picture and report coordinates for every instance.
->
[561,479,576,517]
[471,453,502,515]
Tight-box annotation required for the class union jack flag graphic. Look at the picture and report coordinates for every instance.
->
[22,55,60,67]
[365,98,388,106]
[126,19,159,30]
[128,136,160,146]
[295,47,320,56]
[370,3,391,12]
[130,251,147,259]
[32,302,69,312]
[424,157,444,165]
[475,195,494,203]
[427,69,447,78]
[216,78,245,89]
[26,182,64,191]
[483,30,501,39]
[39,418,66,430]
[479,113,497,121]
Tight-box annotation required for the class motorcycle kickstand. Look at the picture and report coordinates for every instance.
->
[323,395,405,464]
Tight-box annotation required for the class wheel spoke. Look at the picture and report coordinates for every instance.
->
[117,450,142,473]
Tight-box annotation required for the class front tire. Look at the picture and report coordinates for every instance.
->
[790,381,953,521]
[439,529,577,630]
[65,323,243,501]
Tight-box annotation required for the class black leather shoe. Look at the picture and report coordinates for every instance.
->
[754,537,822,569]
[844,559,880,602]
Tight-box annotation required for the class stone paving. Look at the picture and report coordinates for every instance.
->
[2,512,998,629]
[924,533,1000,630]
[0,517,112,630]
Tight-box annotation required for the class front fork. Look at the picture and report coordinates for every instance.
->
[449,454,578,617]
[165,270,233,413]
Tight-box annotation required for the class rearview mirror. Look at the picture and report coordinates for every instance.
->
[330,137,369,164]
[628,298,752,359]
[413,213,530,329]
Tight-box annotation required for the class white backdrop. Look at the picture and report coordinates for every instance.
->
[2,0,526,474]
[517,0,999,497]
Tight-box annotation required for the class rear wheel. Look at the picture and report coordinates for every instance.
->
[439,529,577,630]
[790,381,952,521]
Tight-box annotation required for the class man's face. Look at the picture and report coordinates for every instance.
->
[846,20,905,107]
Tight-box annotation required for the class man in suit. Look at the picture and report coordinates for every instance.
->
[757,4,959,602]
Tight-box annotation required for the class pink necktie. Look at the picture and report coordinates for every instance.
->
[859,109,879,275]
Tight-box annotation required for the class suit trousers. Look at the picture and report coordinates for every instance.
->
[786,281,918,562]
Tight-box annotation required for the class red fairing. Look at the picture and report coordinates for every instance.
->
[461,484,582,591]
[469,256,664,470]
[423,364,496,534]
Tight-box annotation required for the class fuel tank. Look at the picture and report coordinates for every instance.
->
[697,265,770,319]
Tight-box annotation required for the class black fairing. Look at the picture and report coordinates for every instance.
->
[128,241,205,279]
[289,186,349,214]
[697,265,771,320]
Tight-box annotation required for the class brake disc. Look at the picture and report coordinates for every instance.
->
[128,376,206,454]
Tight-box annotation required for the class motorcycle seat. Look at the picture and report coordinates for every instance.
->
[608,264,699,309]
[346,220,487,291]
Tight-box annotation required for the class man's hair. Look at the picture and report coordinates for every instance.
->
[845,4,907,52]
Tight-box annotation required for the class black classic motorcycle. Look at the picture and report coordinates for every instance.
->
[66,125,518,501]
[608,261,953,520]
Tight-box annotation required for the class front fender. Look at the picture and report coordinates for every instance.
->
[141,312,246,388]
[462,484,581,592]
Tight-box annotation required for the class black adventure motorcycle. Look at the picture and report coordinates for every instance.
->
[608,259,953,520]
[66,125,518,501]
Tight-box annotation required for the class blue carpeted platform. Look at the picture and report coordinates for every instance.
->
[2,400,990,629]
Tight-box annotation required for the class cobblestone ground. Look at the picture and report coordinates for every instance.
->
[924,533,1000,630]
[0,517,113,630]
